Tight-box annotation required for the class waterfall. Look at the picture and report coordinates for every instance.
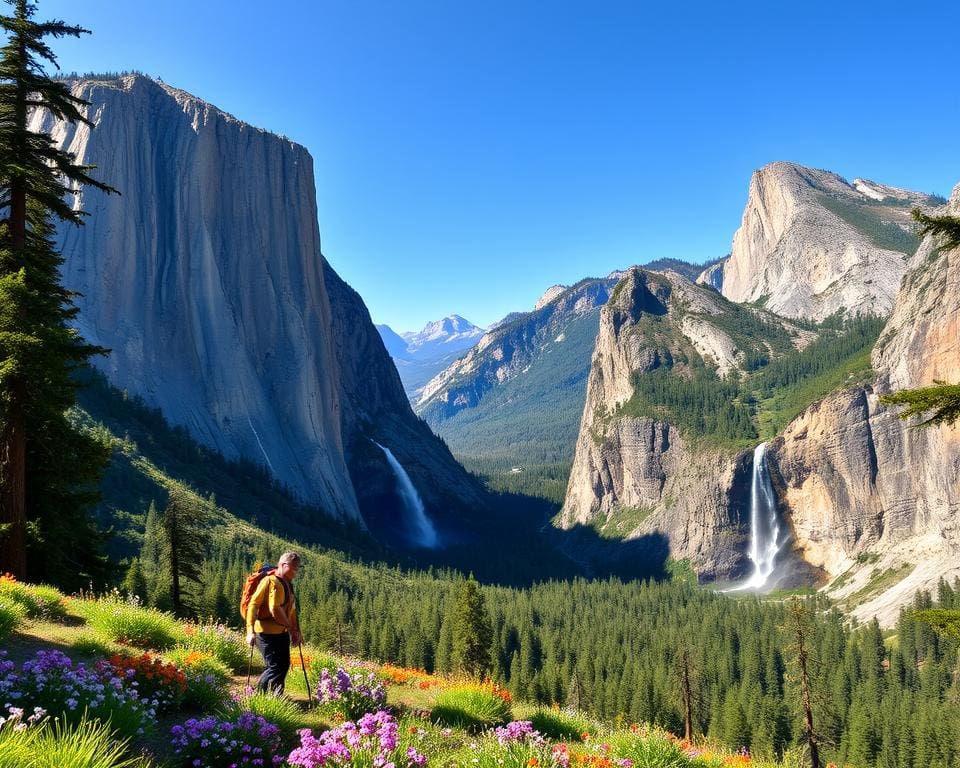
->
[373,441,439,549]
[733,442,789,591]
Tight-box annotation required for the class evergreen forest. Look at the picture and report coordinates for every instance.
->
[133,519,960,768]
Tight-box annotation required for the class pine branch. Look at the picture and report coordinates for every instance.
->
[880,381,960,427]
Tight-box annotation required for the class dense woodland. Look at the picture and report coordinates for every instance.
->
[619,315,886,448]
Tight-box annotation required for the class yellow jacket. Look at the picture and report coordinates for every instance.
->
[245,574,299,635]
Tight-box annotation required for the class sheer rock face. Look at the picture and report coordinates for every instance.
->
[35,74,481,524]
[558,269,756,579]
[768,184,960,625]
[722,161,933,321]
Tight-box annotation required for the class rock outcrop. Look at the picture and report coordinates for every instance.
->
[36,74,482,530]
[721,162,938,321]
[768,185,960,625]
[557,268,812,578]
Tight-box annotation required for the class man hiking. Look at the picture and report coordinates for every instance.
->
[245,551,303,694]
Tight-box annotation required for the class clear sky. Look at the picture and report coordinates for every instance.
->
[39,1,960,332]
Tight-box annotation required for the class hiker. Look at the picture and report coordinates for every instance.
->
[245,551,303,694]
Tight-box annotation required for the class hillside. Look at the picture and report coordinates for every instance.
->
[74,371,578,587]
[3,567,957,768]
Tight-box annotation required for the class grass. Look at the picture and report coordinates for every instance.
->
[234,692,318,743]
[844,563,916,608]
[75,594,181,650]
[0,717,150,768]
[0,579,68,621]
[177,621,249,672]
[527,706,600,740]
[0,600,26,642]
[431,684,513,731]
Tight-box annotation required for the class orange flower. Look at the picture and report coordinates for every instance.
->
[581,733,591,741]
[528,759,539,767]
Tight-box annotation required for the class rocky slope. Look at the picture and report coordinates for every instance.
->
[37,74,482,532]
[720,162,939,321]
[767,185,960,625]
[557,268,811,578]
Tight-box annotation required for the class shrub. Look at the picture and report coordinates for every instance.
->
[0,650,154,739]
[431,683,512,732]
[604,727,692,768]
[0,713,149,768]
[169,712,284,768]
[69,636,127,660]
[287,710,426,768]
[0,576,67,620]
[108,653,186,713]
[445,728,551,768]
[306,651,346,680]
[237,692,312,743]
[529,707,600,741]
[0,601,26,641]
[77,594,179,650]
[315,668,387,721]
[178,620,248,672]
[165,649,233,712]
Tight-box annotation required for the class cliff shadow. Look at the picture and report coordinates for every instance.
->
[547,523,673,582]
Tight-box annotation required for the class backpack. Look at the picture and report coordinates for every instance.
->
[240,564,289,621]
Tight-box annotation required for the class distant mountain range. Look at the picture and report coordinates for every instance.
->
[376,315,485,398]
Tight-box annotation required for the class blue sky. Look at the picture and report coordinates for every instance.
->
[41,1,960,331]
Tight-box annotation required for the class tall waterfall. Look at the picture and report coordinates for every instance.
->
[734,442,789,591]
[373,441,439,549]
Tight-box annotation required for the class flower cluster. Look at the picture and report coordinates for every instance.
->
[494,721,545,746]
[378,663,423,685]
[287,711,426,768]
[0,704,46,731]
[0,649,153,737]
[170,712,284,767]
[317,668,387,720]
[109,653,186,713]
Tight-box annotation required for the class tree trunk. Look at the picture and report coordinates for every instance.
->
[680,647,694,742]
[791,605,821,768]
[0,406,27,578]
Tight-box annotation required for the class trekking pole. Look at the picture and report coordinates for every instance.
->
[246,645,254,690]
[297,642,312,706]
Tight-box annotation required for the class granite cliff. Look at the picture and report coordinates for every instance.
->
[767,185,960,624]
[34,74,482,532]
[557,268,813,578]
[718,162,939,321]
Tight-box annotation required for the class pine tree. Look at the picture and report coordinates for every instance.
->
[450,575,493,678]
[0,0,117,581]
[785,600,822,768]
[122,557,147,602]
[158,487,210,616]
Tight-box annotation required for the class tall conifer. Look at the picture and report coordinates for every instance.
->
[0,0,116,581]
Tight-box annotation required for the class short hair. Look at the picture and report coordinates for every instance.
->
[278,551,301,566]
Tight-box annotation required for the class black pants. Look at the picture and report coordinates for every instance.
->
[255,631,291,694]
